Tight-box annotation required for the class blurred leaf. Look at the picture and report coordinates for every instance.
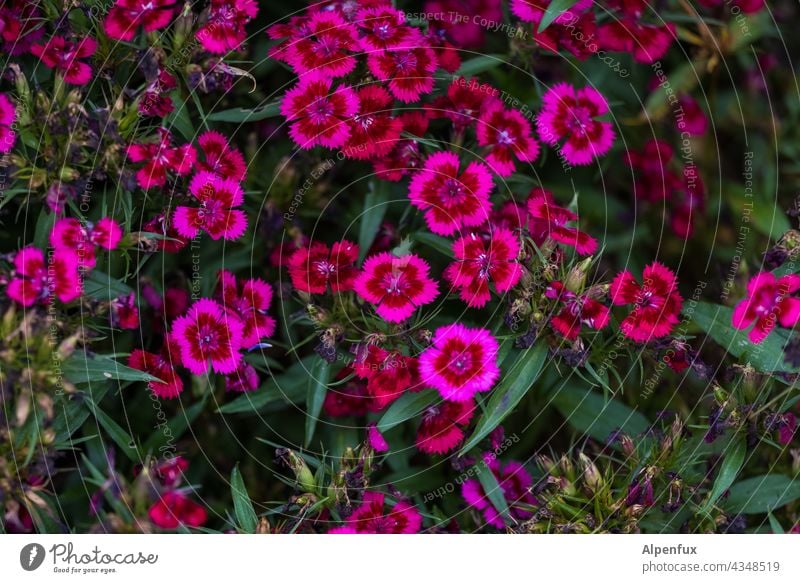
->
[378,389,439,433]
[412,231,453,258]
[538,0,581,32]
[724,475,800,515]
[644,60,705,119]
[703,436,746,511]
[53,386,111,442]
[83,270,134,300]
[63,352,160,384]
[358,182,389,263]
[460,342,547,455]
[552,385,650,442]
[231,464,258,533]
[85,398,141,462]
[475,460,510,524]
[206,101,280,122]
[143,396,207,453]
[768,512,784,534]
[305,357,331,447]
[165,94,195,141]
[456,55,505,77]
[217,356,315,414]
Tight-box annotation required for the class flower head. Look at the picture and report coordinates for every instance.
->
[197,131,247,181]
[342,86,403,160]
[354,253,439,323]
[280,76,359,149]
[50,217,123,270]
[357,6,423,51]
[172,298,244,374]
[353,345,419,409]
[197,0,259,54]
[546,281,610,341]
[408,152,494,236]
[148,492,207,530]
[419,324,500,402]
[285,10,359,77]
[732,272,800,344]
[173,171,247,240]
[366,44,438,103]
[288,240,359,294]
[104,0,176,41]
[527,188,597,255]
[537,83,615,166]
[462,456,536,528]
[129,335,184,399]
[477,102,540,176]
[329,492,421,533]
[217,270,275,349]
[31,36,97,85]
[6,247,81,306]
[224,362,260,393]
[610,262,683,342]
[444,228,523,308]
[416,399,475,454]
[367,423,390,453]
[0,93,16,154]
[127,129,196,190]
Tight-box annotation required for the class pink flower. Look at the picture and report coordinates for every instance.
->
[444,228,523,308]
[597,18,675,64]
[111,292,140,330]
[476,102,540,176]
[148,492,207,530]
[431,77,501,133]
[280,76,359,149]
[197,0,258,54]
[50,217,123,270]
[143,211,188,253]
[611,262,683,342]
[173,172,248,240]
[357,6,423,51]
[372,112,428,181]
[342,86,403,160]
[537,83,615,166]
[323,370,380,417]
[31,36,97,86]
[217,270,275,349]
[732,272,800,344]
[172,298,244,374]
[224,362,260,393]
[127,129,196,190]
[424,0,503,49]
[6,247,81,306]
[288,240,359,294]
[129,336,184,399]
[366,44,438,103]
[354,253,439,323]
[676,95,708,136]
[197,131,247,181]
[329,492,422,533]
[419,324,500,402]
[0,93,16,154]
[104,0,176,42]
[353,345,419,409]
[416,399,475,454]
[462,457,536,528]
[285,10,358,77]
[367,423,389,453]
[546,281,610,341]
[777,413,797,446]
[511,0,593,23]
[0,0,45,55]
[408,152,494,236]
[527,188,597,255]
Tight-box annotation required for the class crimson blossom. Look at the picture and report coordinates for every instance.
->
[329,492,421,534]
[610,262,683,342]
[288,240,359,294]
[732,272,800,344]
[104,0,176,42]
[173,172,247,241]
[31,36,97,86]
[171,298,244,375]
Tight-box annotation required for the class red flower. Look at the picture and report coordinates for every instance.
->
[732,272,800,344]
[148,492,207,529]
[31,36,97,86]
[197,0,259,54]
[329,492,422,533]
[545,281,610,341]
[111,292,140,330]
[372,113,428,181]
[285,10,359,77]
[104,0,176,42]
[127,129,196,190]
[323,370,381,417]
[527,188,597,255]
[353,345,419,409]
[366,44,438,103]
[431,77,501,133]
[129,336,184,399]
[224,362,260,393]
[197,131,247,181]
[288,240,359,294]
[416,399,475,454]
[476,101,540,177]
[6,247,81,306]
[610,262,683,342]
[173,172,247,241]
[217,270,275,348]
[342,86,403,160]
[357,6,423,51]
[0,0,45,56]
[172,298,244,374]
[142,211,189,253]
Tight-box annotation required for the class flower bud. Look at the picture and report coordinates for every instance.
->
[275,448,316,493]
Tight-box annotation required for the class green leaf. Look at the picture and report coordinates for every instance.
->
[378,389,439,433]
[475,460,510,524]
[412,231,453,258]
[703,436,746,510]
[143,397,207,453]
[538,0,581,32]
[689,302,798,373]
[206,101,280,123]
[83,270,134,301]
[305,358,331,447]
[230,464,258,533]
[358,182,389,263]
[217,356,318,414]
[85,399,141,462]
[164,94,195,141]
[724,475,800,514]
[460,343,547,455]
[63,352,160,384]
[768,512,784,534]
[552,386,650,442]
[455,54,505,77]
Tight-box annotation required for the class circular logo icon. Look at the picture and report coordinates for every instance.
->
[19,543,46,571]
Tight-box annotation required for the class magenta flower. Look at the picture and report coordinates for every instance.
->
[196,0,259,54]
[127,129,196,190]
[284,10,358,78]
[129,336,184,399]
[408,152,494,236]
[432,77,501,133]
[476,102,540,177]
[224,362,260,393]
[31,36,97,86]
[367,423,390,453]
[280,76,359,149]
[148,492,207,530]
[104,0,176,42]
[419,324,500,402]
[343,86,403,160]
[444,228,523,308]
[197,131,247,182]
[610,262,683,342]
[546,281,611,341]
[287,240,359,294]
[173,172,248,241]
[416,399,475,455]
[329,492,422,534]
[6,247,81,306]
[217,270,275,349]
[354,252,439,323]
[356,6,423,51]
[0,93,16,154]
[0,0,45,56]
[353,345,419,409]
[462,457,536,528]
[732,272,800,344]
[50,217,123,270]
[366,44,438,103]
[110,292,139,330]
[511,0,593,23]
[527,188,597,255]
[537,83,615,166]
[172,298,244,375]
